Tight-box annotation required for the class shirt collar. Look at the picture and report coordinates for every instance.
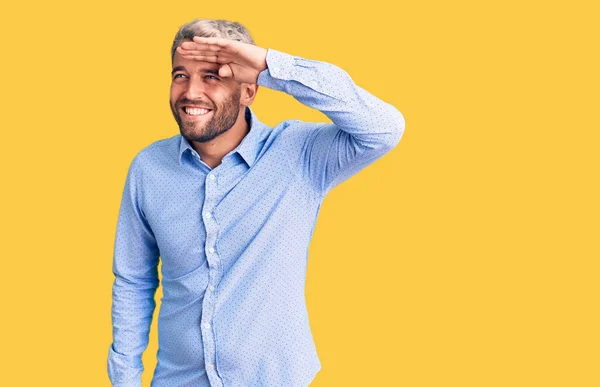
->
[178,106,266,167]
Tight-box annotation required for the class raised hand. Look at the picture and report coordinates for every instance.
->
[177,36,268,85]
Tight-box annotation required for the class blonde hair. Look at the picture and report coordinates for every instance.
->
[171,19,255,63]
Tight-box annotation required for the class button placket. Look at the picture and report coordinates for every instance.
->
[201,171,223,386]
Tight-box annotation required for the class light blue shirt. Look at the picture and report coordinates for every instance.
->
[108,48,405,387]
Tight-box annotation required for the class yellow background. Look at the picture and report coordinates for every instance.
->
[1,0,598,386]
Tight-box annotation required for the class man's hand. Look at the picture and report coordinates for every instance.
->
[177,37,268,85]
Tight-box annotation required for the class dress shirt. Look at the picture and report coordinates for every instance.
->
[108,48,405,387]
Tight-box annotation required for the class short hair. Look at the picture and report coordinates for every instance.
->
[171,19,256,63]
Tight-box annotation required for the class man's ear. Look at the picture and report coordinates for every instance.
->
[240,83,259,106]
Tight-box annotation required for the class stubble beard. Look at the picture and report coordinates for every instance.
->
[171,86,242,143]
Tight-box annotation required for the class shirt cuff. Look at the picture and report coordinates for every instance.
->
[256,48,346,102]
[258,48,297,83]
[108,345,142,387]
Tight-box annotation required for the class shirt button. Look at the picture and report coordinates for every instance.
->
[205,212,212,219]
[208,363,214,369]
[209,285,215,291]
[209,174,215,180]
[204,323,211,329]
[209,247,215,253]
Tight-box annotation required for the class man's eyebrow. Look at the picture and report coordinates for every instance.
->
[171,66,185,76]
[171,67,220,76]
[201,68,220,75]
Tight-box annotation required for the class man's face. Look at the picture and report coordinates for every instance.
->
[170,45,242,143]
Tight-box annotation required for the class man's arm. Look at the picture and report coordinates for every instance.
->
[256,49,405,197]
[108,155,160,387]
[177,37,405,197]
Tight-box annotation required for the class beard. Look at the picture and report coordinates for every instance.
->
[170,86,242,143]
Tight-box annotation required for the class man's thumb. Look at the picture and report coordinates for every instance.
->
[219,64,233,78]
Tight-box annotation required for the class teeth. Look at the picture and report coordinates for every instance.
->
[185,107,211,116]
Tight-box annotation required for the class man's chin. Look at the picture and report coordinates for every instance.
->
[181,129,206,143]
[180,125,226,144]
[178,119,206,136]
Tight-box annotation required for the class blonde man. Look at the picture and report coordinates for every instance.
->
[108,18,405,387]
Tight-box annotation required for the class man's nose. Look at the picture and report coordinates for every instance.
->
[184,77,206,100]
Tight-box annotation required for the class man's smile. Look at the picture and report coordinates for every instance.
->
[180,106,213,120]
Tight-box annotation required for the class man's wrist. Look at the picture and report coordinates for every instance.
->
[257,47,268,73]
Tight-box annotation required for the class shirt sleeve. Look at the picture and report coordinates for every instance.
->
[107,155,160,387]
[256,48,406,197]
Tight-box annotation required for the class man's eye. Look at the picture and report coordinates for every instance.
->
[174,74,186,79]
[206,75,218,80]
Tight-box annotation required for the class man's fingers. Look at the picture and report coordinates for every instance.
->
[180,41,222,52]
[177,46,236,62]
[180,54,219,63]
[181,37,234,53]
[177,47,224,62]
[192,36,232,49]
[178,49,231,60]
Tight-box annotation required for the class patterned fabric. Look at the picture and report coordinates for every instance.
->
[108,48,405,387]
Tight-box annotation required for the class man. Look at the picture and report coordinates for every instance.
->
[108,18,405,387]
